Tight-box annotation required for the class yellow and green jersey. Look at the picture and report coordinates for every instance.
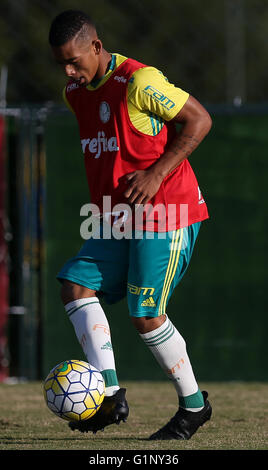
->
[63,53,189,136]
[63,53,208,231]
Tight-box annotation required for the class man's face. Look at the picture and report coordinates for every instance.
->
[52,37,102,86]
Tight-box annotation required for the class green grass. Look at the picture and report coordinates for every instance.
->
[0,381,267,451]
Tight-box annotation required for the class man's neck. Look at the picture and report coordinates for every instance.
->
[96,49,112,79]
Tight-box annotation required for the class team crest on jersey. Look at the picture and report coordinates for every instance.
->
[99,101,111,123]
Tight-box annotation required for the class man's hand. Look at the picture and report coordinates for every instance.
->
[123,95,212,206]
[124,169,163,205]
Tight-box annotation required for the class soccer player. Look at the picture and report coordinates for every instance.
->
[48,10,212,440]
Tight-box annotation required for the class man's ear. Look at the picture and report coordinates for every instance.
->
[93,39,102,55]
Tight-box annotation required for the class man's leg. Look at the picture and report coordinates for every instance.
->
[131,313,211,441]
[61,280,129,433]
[128,223,212,439]
[56,230,130,433]
[131,315,205,411]
[61,280,120,396]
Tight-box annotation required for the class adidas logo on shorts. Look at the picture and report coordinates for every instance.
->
[141,296,156,307]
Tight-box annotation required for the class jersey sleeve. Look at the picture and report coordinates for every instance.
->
[127,67,189,121]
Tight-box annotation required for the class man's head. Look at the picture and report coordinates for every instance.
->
[49,10,104,86]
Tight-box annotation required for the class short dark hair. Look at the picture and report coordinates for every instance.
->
[49,10,96,46]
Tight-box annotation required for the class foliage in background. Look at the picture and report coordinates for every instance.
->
[0,0,267,104]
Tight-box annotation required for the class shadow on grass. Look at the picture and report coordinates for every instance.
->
[1,435,151,443]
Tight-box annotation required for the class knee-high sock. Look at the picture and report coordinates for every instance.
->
[139,315,204,411]
[64,297,119,396]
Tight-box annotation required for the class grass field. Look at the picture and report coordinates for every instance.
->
[0,381,267,452]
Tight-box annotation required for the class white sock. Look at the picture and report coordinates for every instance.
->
[139,315,204,411]
[64,297,120,397]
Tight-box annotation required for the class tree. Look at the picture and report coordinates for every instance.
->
[0,0,267,104]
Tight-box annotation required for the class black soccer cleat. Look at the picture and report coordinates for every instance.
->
[149,391,212,440]
[68,388,129,434]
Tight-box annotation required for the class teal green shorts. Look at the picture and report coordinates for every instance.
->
[57,222,201,317]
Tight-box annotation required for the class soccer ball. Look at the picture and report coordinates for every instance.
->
[43,359,105,422]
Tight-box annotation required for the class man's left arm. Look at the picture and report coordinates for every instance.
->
[124,95,212,205]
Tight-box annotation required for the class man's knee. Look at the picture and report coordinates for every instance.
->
[131,314,166,334]
[60,280,96,305]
